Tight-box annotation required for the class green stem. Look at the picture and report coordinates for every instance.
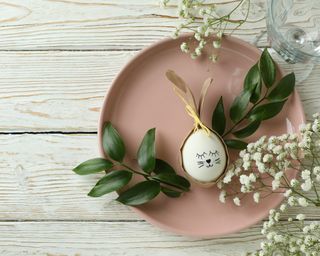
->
[117,163,187,192]
[117,163,150,180]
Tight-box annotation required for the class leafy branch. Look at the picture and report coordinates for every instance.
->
[212,49,296,149]
[73,122,190,205]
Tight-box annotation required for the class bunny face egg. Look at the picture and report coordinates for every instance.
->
[181,129,228,184]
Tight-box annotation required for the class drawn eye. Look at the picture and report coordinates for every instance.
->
[196,152,207,159]
[209,150,219,157]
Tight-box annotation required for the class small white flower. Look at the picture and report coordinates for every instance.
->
[180,42,189,53]
[274,171,283,180]
[298,197,309,207]
[219,190,226,203]
[303,225,310,233]
[272,145,283,154]
[243,153,251,162]
[195,47,202,56]
[279,204,286,212]
[272,179,280,190]
[284,189,292,197]
[288,196,296,206]
[233,197,241,206]
[194,33,201,41]
[223,170,233,184]
[239,150,246,158]
[257,162,266,173]
[253,192,260,203]
[296,213,305,221]
[313,166,320,175]
[242,161,251,170]
[269,209,276,216]
[212,40,221,49]
[234,167,242,176]
[262,154,273,163]
[301,180,312,191]
[253,152,262,162]
[301,169,311,180]
[216,180,223,189]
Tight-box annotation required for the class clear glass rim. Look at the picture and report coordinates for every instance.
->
[267,0,320,62]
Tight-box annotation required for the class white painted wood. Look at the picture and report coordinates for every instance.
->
[0,50,319,132]
[0,221,313,256]
[0,133,319,221]
[0,1,319,254]
[0,0,268,50]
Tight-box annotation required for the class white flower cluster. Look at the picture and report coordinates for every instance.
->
[218,133,300,206]
[219,114,320,208]
[218,114,320,255]
[160,0,250,61]
[250,208,320,256]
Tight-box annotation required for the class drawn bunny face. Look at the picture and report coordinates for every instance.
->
[196,150,221,169]
[181,129,227,183]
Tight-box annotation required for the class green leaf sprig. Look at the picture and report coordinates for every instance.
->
[73,122,190,206]
[212,48,296,150]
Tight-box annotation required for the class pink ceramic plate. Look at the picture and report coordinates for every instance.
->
[98,35,305,238]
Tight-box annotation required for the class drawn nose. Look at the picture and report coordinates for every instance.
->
[206,159,211,164]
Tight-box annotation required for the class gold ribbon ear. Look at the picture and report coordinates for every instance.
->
[198,77,213,115]
[165,70,212,135]
[165,70,198,114]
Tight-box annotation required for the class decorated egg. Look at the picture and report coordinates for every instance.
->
[166,69,229,187]
[181,129,228,185]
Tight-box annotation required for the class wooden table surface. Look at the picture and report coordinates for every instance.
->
[0,1,319,255]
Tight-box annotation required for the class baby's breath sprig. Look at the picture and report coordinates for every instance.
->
[218,114,320,208]
[218,114,320,255]
[160,0,251,61]
[247,210,320,256]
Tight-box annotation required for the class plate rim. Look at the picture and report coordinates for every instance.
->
[97,34,306,238]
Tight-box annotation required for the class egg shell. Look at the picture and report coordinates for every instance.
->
[180,128,229,186]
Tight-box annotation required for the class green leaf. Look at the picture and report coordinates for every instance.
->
[161,187,182,198]
[224,139,248,150]
[259,48,276,88]
[229,90,252,123]
[244,63,260,92]
[116,180,160,206]
[249,101,286,121]
[233,120,261,138]
[88,170,132,197]
[73,158,113,175]
[250,80,262,103]
[267,72,295,102]
[103,122,126,162]
[137,128,156,173]
[212,96,226,136]
[152,173,190,191]
[153,159,175,174]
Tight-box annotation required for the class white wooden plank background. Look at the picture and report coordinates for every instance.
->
[0,0,319,255]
